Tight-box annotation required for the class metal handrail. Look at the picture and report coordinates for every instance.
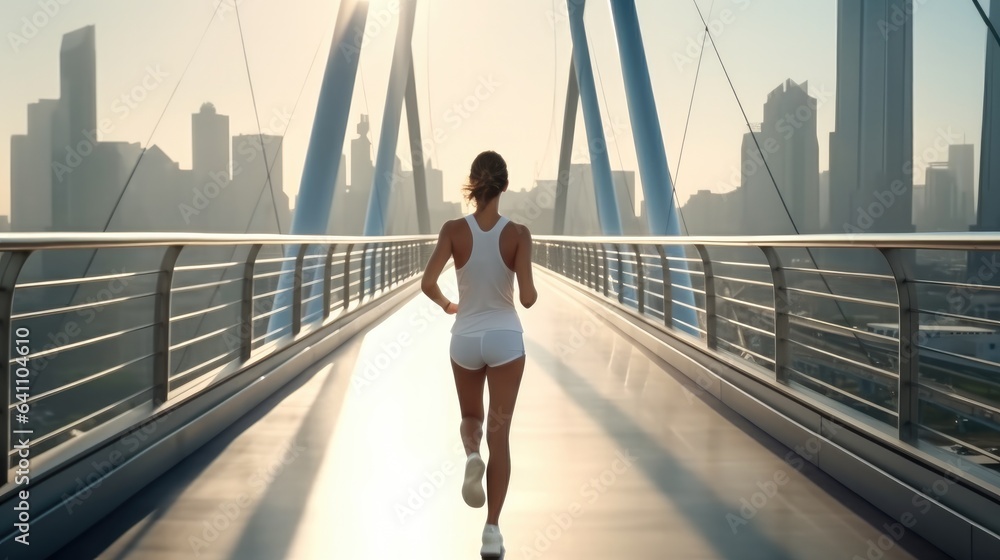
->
[535,232,1000,250]
[0,233,436,486]
[0,232,437,250]
[534,234,1000,498]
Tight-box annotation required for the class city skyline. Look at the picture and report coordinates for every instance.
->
[2,0,994,222]
[10,25,292,236]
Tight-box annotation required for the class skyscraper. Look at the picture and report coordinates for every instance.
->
[762,80,820,232]
[11,100,58,232]
[739,125,794,235]
[233,134,287,233]
[925,163,956,231]
[192,102,230,185]
[350,114,374,232]
[949,144,975,227]
[829,0,913,233]
[969,1,1000,284]
[51,25,98,231]
[975,0,1000,233]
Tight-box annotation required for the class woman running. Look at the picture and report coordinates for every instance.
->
[421,150,537,557]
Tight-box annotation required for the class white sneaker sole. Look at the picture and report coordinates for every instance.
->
[462,455,486,508]
[480,545,504,559]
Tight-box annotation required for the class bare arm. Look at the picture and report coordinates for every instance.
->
[514,224,537,308]
[421,222,458,314]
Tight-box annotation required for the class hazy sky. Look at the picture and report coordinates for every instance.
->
[1,0,993,222]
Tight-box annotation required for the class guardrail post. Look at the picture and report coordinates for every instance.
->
[574,244,582,283]
[694,244,717,349]
[381,244,388,292]
[240,244,262,361]
[154,246,183,406]
[292,244,309,335]
[881,248,920,442]
[760,246,789,383]
[323,244,335,321]
[586,245,594,289]
[343,244,354,311]
[655,245,672,329]
[600,244,609,297]
[632,244,645,315]
[362,243,372,302]
[615,246,625,304]
[0,250,29,481]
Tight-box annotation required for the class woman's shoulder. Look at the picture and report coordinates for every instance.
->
[503,218,531,238]
[440,217,469,234]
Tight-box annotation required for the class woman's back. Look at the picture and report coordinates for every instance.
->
[450,213,522,335]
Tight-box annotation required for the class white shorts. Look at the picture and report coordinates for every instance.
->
[450,330,525,370]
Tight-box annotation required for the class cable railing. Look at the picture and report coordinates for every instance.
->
[534,233,1000,500]
[0,233,436,487]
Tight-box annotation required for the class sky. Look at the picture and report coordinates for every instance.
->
[0,0,993,222]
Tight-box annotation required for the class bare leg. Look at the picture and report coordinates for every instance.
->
[451,360,487,456]
[484,356,525,527]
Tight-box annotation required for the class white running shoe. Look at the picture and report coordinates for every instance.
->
[480,524,504,558]
[462,452,486,508]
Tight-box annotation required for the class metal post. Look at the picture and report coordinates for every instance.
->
[0,251,29,480]
[554,62,579,236]
[586,245,595,289]
[615,246,625,303]
[381,244,388,292]
[364,0,420,236]
[406,56,432,235]
[323,245,335,320]
[600,244,610,297]
[269,0,369,340]
[761,246,789,383]
[566,0,623,236]
[343,244,354,311]
[655,245,673,328]
[632,244,645,315]
[695,245,717,349]
[292,244,309,335]
[154,246,183,405]
[608,0,698,331]
[881,248,920,442]
[241,244,262,361]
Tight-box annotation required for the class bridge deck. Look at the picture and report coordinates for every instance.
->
[55,274,948,559]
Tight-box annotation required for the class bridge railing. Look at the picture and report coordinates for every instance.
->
[0,233,436,490]
[534,233,1000,501]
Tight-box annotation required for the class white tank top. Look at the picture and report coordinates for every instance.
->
[451,214,523,335]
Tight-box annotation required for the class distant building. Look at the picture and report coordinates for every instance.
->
[739,125,795,235]
[829,0,913,233]
[974,0,1000,233]
[346,114,374,233]
[681,188,745,236]
[51,25,99,231]
[819,170,830,230]
[761,79,820,232]
[192,102,230,185]
[949,144,975,227]
[911,183,926,231]
[969,0,1000,282]
[10,100,58,231]
[233,133,289,233]
[924,163,957,231]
